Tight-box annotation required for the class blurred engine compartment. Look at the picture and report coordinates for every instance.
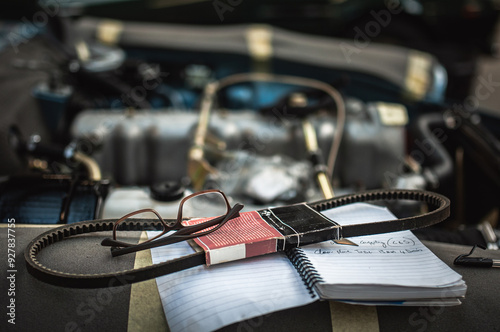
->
[71,99,405,189]
[1,9,500,248]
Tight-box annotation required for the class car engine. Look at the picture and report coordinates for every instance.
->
[1,8,499,247]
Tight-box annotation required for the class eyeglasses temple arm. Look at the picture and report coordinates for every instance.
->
[100,214,226,253]
[100,214,228,249]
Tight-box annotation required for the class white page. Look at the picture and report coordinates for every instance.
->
[149,239,317,332]
[310,203,464,287]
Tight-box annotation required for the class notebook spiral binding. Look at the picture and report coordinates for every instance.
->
[286,248,324,298]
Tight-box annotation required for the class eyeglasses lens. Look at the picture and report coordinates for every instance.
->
[114,210,165,246]
[181,191,229,223]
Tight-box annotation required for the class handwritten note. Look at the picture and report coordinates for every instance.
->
[308,203,466,300]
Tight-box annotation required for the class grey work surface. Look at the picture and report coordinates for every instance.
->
[1,225,499,332]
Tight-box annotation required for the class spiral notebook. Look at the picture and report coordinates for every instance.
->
[149,203,466,332]
[288,203,466,302]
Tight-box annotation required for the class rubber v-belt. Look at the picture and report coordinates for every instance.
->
[24,189,450,288]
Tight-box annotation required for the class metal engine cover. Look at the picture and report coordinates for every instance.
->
[70,99,406,189]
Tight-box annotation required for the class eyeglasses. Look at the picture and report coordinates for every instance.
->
[101,189,244,257]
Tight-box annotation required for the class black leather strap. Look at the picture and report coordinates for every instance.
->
[24,189,450,288]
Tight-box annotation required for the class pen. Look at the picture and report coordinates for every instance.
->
[454,244,500,268]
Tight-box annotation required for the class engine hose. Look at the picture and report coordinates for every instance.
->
[412,113,454,189]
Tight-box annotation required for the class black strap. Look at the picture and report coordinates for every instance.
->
[309,189,450,238]
[24,219,206,288]
[24,189,449,288]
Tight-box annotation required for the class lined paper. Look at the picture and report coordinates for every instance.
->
[311,203,466,300]
[148,239,316,332]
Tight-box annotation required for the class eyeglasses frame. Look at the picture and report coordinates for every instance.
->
[102,189,242,257]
